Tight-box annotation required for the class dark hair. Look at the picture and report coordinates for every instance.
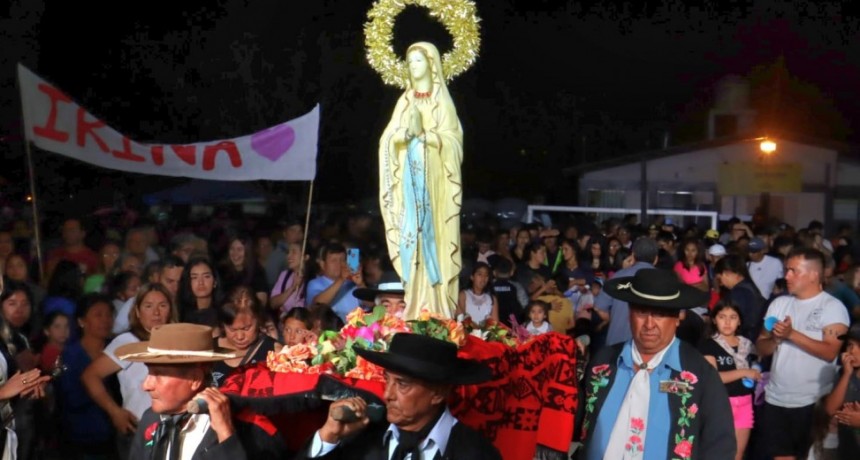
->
[282,307,312,330]
[524,242,544,263]
[309,305,344,332]
[43,310,69,330]
[142,261,164,283]
[713,254,752,280]
[787,246,826,274]
[0,280,33,309]
[468,262,493,294]
[177,257,223,321]
[108,271,140,301]
[161,255,186,271]
[47,260,83,299]
[220,233,260,287]
[76,293,114,321]
[491,256,513,276]
[679,238,706,276]
[710,300,743,335]
[318,242,347,261]
[218,286,264,326]
[527,300,550,316]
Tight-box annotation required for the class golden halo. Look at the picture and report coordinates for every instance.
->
[364,0,481,89]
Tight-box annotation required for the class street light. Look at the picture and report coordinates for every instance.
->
[760,139,777,154]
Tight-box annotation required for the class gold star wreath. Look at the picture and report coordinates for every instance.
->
[364,0,481,89]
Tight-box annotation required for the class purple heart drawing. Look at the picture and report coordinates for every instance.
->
[251,124,295,162]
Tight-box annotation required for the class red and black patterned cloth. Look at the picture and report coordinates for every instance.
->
[221,332,577,459]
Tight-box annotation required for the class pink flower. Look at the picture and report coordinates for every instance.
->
[625,443,632,451]
[592,364,610,374]
[674,439,693,458]
[629,435,642,445]
[630,417,645,432]
[680,371,698,384]
[356,326,375,344]
[689,403,699,416]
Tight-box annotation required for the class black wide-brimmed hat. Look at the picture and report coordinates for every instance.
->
[353,271,405,302]
[604,269,709,310]
[355,333,492,385]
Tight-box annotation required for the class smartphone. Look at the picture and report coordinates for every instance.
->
[347,248,360,273]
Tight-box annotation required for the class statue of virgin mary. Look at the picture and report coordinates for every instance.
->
[378,42,463,319]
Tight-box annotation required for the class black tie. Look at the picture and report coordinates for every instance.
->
[151,413,191,460]
[390,409,445,460]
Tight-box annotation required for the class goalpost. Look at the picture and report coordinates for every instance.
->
[525,205,719,230]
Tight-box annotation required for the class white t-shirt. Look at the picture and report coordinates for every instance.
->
[764,291,849,408]
[747,255,783,298]
[526,321,550,335]
[112,297,135,335]
[104,332,152,419]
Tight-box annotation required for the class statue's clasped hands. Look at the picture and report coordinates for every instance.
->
[407,106,423,139]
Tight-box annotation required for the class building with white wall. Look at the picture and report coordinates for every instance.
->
[567,133,860,230]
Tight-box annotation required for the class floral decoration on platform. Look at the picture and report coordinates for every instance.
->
[267,307,525,381]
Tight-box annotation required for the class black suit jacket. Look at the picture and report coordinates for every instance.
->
[294,419,502,460]
[128,409,247,460]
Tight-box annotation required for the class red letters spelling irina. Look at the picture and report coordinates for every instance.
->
[33,84,71,142]
[150,145,197,166]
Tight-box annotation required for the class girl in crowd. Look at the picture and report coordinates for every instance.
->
[581,236,610,281]
[38,311,69,373]
[82,283,176,460]
[0,279,49,460]
[281,307,314,347]
[525,300,550,335]
[674,238,709,292]
[1,281,45,460]
[559,238,593,288]
[56,294,116,460]
[457,262,499,324]
[212,287,280,387]
[177,257,223,328]
[309,305,344,336]
[83,240,121,294]
[219,234,269,306]
[107,271,141,313]
[511,228,531,265]
[713,255,767,342]
[3,254,46,309]
[269,242,309,315]
[699,301,760,460]
[605,236,626,274]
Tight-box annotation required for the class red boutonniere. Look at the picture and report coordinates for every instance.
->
[144,422,159,447]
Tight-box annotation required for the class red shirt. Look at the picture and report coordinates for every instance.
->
[39,343,62,372]
[48,246,100,275]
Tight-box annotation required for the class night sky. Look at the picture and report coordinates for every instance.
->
[2,0,860,215]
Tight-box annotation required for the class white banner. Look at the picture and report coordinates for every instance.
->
[18,64,318,181]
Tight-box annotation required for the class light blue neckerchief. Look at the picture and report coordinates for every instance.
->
[399,136,441,285]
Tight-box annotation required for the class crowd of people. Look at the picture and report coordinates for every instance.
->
[0,207,858,459]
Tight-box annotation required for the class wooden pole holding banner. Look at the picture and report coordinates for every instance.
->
[298,180,315,275]
[23,140,45,284]
[17,69,45,284]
